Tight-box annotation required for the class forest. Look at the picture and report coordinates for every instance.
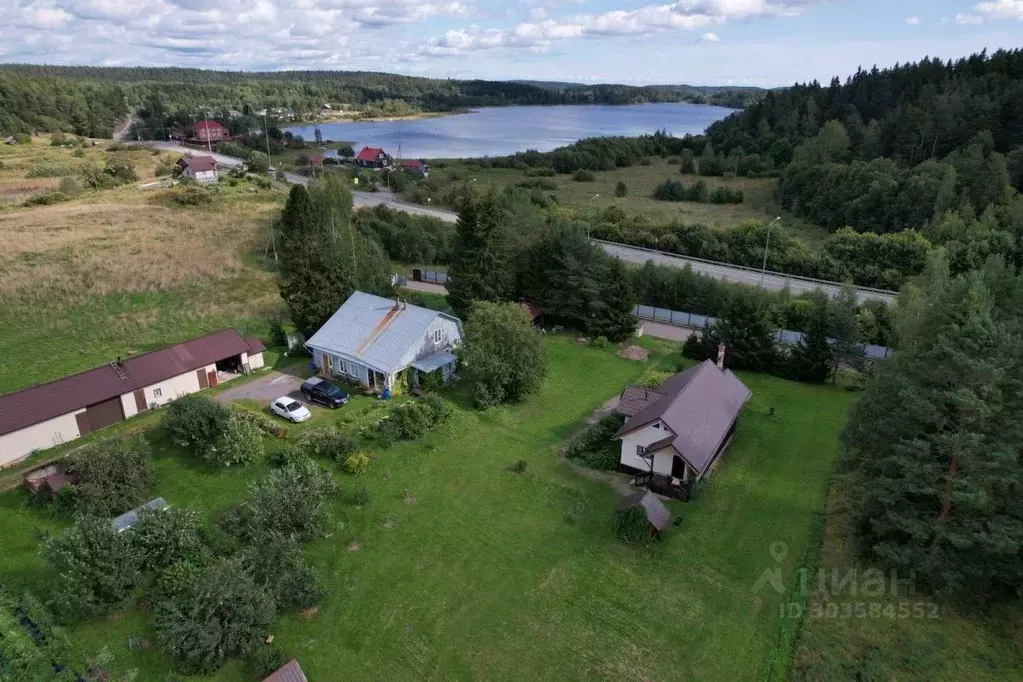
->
[0,65,759,139]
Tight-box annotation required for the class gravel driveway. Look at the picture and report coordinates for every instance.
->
[215,369,305,406]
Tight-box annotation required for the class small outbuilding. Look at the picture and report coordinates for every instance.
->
[262,659,307,682]
[615,491,672,536]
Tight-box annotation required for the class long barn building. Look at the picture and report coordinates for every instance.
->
[0,330,265,467]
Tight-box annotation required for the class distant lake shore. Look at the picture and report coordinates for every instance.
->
[284,103,733,160]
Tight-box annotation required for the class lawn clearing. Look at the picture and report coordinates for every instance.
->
[0,337,857,680]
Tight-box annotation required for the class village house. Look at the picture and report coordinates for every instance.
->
[305,291,463,393]
[0,330,265,467]
[192,120,229,143]
[402,159,430,177]
[355,146,391,168]
[176,155,220,184]
[613,354,751,499]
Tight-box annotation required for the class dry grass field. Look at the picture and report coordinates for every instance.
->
[0,138,286,394]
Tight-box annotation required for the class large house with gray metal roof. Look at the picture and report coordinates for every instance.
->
[305,292,463,392]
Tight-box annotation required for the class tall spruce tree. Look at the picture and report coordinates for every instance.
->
[589,258,637,342]
[277,177,391,336]
[786,292,833,383]
[844,257,1023,599]
[705,294,778,371]
[447,189,510,319]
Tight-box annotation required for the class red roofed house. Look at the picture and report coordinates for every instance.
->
[176,155,220,184]
[613,358,751,499]
[192,120,229,143]
[0,330,266,467]
[402,158,430,177]
[308,154,325,167]
[355,146,391,168]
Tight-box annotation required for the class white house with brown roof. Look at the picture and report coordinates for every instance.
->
[614,359,751,492]
[0,330,264,467]
[177,155,220,184]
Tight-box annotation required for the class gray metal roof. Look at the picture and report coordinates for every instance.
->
[305,292,461,375]
[112,497,168,533]
[411,351,458,373]
[262,660,307,682]
[616,491,672,531]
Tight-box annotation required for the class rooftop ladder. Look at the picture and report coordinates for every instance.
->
[110,361,130,383]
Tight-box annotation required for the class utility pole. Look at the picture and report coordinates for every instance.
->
[263,110,273,173]
[203,106,213,154]
[587,193,600,238]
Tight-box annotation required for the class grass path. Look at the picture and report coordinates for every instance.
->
[0,339,856,680]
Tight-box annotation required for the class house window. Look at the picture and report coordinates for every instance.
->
[652,422,660,429]
[636,444,645,457]
[434,329,442,343]
[153,388,162,398]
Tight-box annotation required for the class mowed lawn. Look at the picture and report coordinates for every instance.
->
[0,339,857,681]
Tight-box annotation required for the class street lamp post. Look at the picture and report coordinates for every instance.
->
[759,216,782,288]
[587,193,600,238]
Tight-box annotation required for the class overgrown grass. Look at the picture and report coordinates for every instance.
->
[790,475,1023,681]
[0,337,861,680]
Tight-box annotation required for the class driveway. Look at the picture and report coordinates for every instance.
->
[639,321,696,343]
[215,369,305,406]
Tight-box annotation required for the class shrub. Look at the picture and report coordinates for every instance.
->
[248,645,289,682]
[104,158,136,183]
[131,506,208,572]
[421,393,453,423]
[156,560,204,601]
[165,185,215,207]
[298,427,357,461]
[268,444,308,468]
[472,382,504,410]
[240,534,324,611]
[342,452,371,475]
[565,414,625,471]
[351,484,371,506]
[231,405,287,438]
[224,458,339,543]
[516,178,558,191]
[155,163,175,177]
[376,397,450,444]
[573,169,595,182]
[652,179,685,201]
[463,301,548,408]
[65,434,155,516]
[163,393,232,452]
[152,558,275,675]
[24,190,71,206]
[614,180,628,197]
[509,460,528,474]
[268,316,288,348]
[58,176,82,196]
[614,505,652,543]
[43,515,143,619]
[709,185,744,204]
[26,162,78,178]
[71,148,85,158]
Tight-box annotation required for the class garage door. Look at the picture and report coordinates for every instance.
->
[85,397,124,431]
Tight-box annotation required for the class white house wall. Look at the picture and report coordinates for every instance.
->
[142,364,215,408]
[121,393,138,419]
[0,409,85,467]
[619,421,674,475]
[247,352,265,370]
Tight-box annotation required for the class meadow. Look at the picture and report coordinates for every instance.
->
[0,337,858,681]
[0,138,286,394]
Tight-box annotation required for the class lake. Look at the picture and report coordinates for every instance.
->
[284,103,734,159]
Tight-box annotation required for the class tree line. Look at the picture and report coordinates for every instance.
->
[0,65,759,138]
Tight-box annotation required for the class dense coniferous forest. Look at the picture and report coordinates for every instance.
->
[0,65,759,138]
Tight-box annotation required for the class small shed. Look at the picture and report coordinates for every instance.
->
[615,491,672,535]
[112,497,168,533]
[24,463,77,496]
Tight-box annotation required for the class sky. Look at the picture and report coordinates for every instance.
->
[2,0,1022,86]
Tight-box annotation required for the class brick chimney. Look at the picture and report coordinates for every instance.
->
[716,343,726,370]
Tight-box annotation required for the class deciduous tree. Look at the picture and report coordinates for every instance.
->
[462,301,548,408]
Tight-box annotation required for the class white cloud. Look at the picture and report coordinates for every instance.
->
[18,6,74,29]
[418,0,820,56]
[904,16,919,25]
[701,31,721,41]
[974,0,1023,19]
[955,13,984,24]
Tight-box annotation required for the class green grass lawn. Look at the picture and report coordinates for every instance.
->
[0,337,860,680]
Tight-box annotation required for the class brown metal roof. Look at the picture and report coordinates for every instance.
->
[616,491,672,531]
[0,330,253,437]
[262,659,307,682]
[182,155,218,172]
[616,386,664,417]
[246,337,267,354]
[614,360,752,476]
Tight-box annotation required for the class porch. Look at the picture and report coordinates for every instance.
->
[632,471,690,501]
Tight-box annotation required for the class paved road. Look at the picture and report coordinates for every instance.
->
[595,240,896,304]
[214,370,304,406]
[147,142,458,222]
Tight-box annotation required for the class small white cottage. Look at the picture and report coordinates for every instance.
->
[305,292,463,392]
[177,155,219,184]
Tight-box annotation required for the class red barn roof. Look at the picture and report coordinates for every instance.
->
[308,154,325,166]
[403,159,426,169]
[356,146,386,162]
[193,120,228,133]
[182,155,218,172]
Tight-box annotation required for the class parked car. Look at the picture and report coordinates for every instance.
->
[271,396,311,423]
[301,377,350,408]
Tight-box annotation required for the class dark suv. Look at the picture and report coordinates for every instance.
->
[300,377,350,408]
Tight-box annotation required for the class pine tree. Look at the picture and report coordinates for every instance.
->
[447,190,511,319]
[277,177,391,336]
[710,294,778,371]
[589,258,637,342]
[786,293,832,382]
